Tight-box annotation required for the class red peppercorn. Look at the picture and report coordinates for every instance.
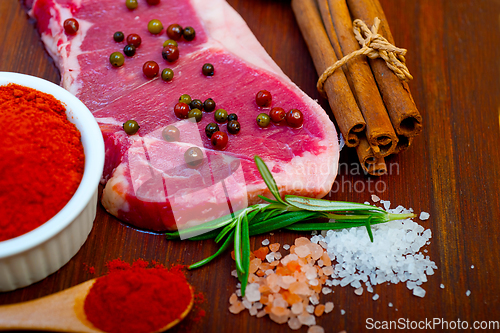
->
[286,109,304,128]
[143,61,159,78]
[211,131,228,150]
[167,24,183,40]
[162,45,179,62]
[269,107,286,123]
[174,102,190,119]
[256,90,272,107]
[126,34,142,48]
[63,18,79,35]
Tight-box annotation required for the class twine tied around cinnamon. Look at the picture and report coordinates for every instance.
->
[317,17,413,97]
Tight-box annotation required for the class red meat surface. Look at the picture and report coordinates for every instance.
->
[27,0,340,232]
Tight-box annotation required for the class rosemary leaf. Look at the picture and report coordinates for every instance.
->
[254,156,287,205]
[188,230,234,269]
[240,214,251,296]
[234,216,245,274]
[285,195,386,213]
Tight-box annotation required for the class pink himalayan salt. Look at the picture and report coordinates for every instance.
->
[249,258,262,274]
[229,301,245,314]
[324,302,334,313]
[269,313,289,324]
[288,316,302,330]
[295,245,311,258]
[291,302,304,315]
[308,325,325,333]
[269,243,280,252]
[307,243,324,260]
[229,293,238,304]
[295,237,310,246]
[289,281,312,296]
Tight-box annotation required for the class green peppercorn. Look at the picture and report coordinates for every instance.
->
[123,120,139,135]
[109,52,125,67]
[256,113,271,128]
[113,31,125,42]
[188,108,203,122]
[161,68,174,81]
[148,19,163,34]
[214,109,228,123]
[205,122,220,138]
[184,147,204,168]
[227,113,238,122]
[189,99,203,110]
[163,39,178,48]
[183,26,196,41]
[179,94,192,105]
[204,98,216,112]
[227,120,241,134]
[202,63,215,76]
[125,0,138,10]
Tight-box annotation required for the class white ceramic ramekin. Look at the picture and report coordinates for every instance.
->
[0,72,104,292]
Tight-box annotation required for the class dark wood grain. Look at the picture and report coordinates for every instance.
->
[1,0,499,332]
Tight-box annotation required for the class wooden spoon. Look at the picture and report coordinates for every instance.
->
[0,279,194,332]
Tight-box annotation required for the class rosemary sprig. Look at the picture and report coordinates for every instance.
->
[166,155,416,296]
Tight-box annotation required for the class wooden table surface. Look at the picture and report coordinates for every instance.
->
[1,0,499,332]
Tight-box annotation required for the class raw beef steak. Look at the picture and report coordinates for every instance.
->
[27,0,340,232]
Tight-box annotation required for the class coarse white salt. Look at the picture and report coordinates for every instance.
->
[262,239,270,246]
[466,290,471,296]
[322,287,332,295]
[413,286,426,298]
[324,302,334,313]
[419,212,430,220]
[471,265,474,269]
[316,201,436,298]
[440,284,445,289]
[306,305,315,313]
[231,269,238,277]
[283,244,290,250]
[371,194,381,202]
[372,294,379,301]
[340,309,346,315]
[266,252,275,263]
[388,302,393,307]
[354,287,363,296]
[245,283,261,302]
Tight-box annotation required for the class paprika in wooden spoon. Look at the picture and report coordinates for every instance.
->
[0,260,194,332]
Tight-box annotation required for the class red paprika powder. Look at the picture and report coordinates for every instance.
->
[83,259,193,333]
[0,83,84,242]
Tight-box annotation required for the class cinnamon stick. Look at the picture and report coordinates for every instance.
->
[318,0,398,158]
[346,0,423,144]
[291,0,366,147]
[356,135,387,175]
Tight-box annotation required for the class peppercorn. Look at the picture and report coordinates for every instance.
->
[161,68,174,81]
[174,102,190,119]
[113,31,125,42]
[183,27,196,41]
[188,108,203,122]
[143,61,159,78]
[166,24,183,40]
[123,45,136,57]
[202,63,214,76]
[184,147,204,168]
[286,109,304,128]
[125,0,138,10]
[109,52,125,67]
[204,98,216,112]
[227,120,240,134]
[123,120,139,135]
[227,113,238,122]
[63,18,79,35]
[189,99,203,110]
[214,109,228,123]
[269,107,286,123]
[256,90,272,107]
[179,94,192,105]
[162,125,180,142]
[205,123,219,138]
[162,45,179,62]
[126,34,142,47]
[148,19,163,34]
[256,113,271,128]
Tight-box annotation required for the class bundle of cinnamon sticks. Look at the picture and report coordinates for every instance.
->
[292,0,422,175]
